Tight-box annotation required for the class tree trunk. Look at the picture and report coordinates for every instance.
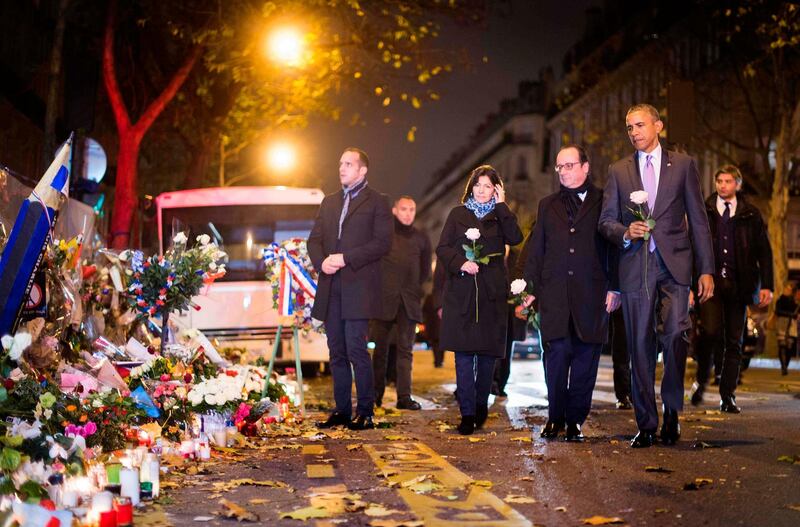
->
[109,129,143,248]
[181,134,216,189]
[768,115,791,297]
[42,0,70,167]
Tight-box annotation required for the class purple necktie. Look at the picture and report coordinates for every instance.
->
[643,154,657,252]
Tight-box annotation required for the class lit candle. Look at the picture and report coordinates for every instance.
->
[179,440,195,458]
[140,454,160,498]
[99,509,117,527]
[91,491,114,513]
[113,497,133,527]
[106,463,122,485]
[212,429,227,447]
[119,468,140,506]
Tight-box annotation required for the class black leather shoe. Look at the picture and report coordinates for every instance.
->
[564,423,584,442]
[615,397,632,410]
[720,396,741,414]
[660,408,681,445]
[690,384,704,406]
[540,421,564,439]
[317,412,351,429]
[630,430,657,448]
[348,415,375,430]
[457,415,475,435]
[475,406,488,429]
[396,398,422,411]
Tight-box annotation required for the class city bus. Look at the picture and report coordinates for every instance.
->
[155,186,328,369]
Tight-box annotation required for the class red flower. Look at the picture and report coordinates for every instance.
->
[184,373,193,383]
[3,378,14,390]
[159,288,167,295]
[225,370,238,377]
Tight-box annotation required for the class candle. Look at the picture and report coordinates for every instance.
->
[179,440,195,458]
[113,497,133,527]
[140,454,160,498]
[119,468,140,506]
[106,464,121,485]
[212,429,227,447]
[99,510,117,527]
[91,491,114,513]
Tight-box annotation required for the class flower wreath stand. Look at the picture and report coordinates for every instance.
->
[263,315,305,418]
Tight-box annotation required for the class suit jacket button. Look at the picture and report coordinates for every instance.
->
[568,270,574,276]
[569,248,575,254]
[569,227,576,233]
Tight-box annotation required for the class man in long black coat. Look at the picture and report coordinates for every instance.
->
[524,144,620,442]
[308,147,393,430]
[691,165,773,412]
[371,196,432,410]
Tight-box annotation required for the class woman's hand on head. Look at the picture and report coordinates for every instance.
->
[494,184,505,203]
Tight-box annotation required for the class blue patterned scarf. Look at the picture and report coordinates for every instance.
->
[464,196,496,219]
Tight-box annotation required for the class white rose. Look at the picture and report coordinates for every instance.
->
[209,262,217,271]
[173,232,188,245]
[3,333,32,361]
[196,234,211,246]
[204,393,217,406]
[465,228,481,241]
[510,279,527,296]
[118,250,129,262]
[630,190,649,206]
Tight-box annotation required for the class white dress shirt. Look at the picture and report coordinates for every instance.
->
[716,195,737,218]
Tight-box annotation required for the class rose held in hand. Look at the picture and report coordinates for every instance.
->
[510,278,527,296]
[465,228,481,241]
[628,190,656,240]
[630,190,648,205]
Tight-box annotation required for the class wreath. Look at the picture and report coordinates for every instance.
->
[261,238,319,333]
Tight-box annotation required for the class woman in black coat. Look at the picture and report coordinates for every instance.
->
[436,165,523,434]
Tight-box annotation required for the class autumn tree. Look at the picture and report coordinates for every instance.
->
[696,1,800,292]
[103,0,486,248]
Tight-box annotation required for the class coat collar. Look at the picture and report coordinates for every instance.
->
[551,184,600,226]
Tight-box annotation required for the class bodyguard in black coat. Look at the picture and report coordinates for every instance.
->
[437,165,523,435]
[524,145,621,442]
[371,197,432,410]
[691,165,774,413]
[308,148,393,430]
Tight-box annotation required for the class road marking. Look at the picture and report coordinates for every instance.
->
[364,442,532,527]
[307,464,336,478]
[303,444,328,456]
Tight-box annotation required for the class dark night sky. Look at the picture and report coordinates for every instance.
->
[297,0,598,200]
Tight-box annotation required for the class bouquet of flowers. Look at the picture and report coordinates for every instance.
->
[262,238,319,333]
[186,365,268,413]
[462,228,502,322]
[508,279,540,331]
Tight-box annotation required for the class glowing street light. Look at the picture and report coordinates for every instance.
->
[265,27,305,66]
[265,142,297,173]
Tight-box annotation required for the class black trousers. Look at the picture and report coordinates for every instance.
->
[609,308,631,401]
[371,305,416,402]
[543,327,602,425]
[696,277,746,398]
[621,249,690,432]
[324,275,374,417]
[454,352,495,416]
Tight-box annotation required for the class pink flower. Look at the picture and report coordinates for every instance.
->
[160,374,171,382]
[83,421,97,436]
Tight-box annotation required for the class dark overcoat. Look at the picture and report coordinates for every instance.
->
[308,186,393,321]
[436,203,523,356]
[376,219,432,322]
[524,185,617,344]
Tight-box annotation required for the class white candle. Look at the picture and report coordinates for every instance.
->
[91,491,114,512]
[119,468,140,506]
[144,455,160,498]
[212,429,227,447]
[61,490,78,508]
[179,440,195,456]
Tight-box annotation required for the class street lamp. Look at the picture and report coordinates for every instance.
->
[265,27,305,66]
[265,142,297,173]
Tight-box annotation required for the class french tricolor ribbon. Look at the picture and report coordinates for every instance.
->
[262,241,318,317]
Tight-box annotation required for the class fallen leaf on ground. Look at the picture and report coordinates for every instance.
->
[135,505,174,527]
[777,454,800,464]
[309,491,366,514]
[510,436,532,443]
[369,520,424,527]
[786,504,800,512]
[280,506,331,520]
[192,517,214,522]
[470,480,493,488]
[468,437,486,443]
[364,504,405,517]
[347,444,362,451]
[503,495,537,504]
[401,475,442,494]
[212,478,289,492]
[691,441,719,449]
[384,435,412,441]
[582,516,625,525]
[555,506,567,512]
[248,499,269,505]
[217,499,260,522]
[645,466,674,473]
[683,478,713,491]
[520,476,534,481]
[655,508,669,513]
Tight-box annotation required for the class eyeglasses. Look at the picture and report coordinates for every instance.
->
[554,161,584,173]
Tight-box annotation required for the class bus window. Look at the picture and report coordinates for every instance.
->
[161,204,318,282]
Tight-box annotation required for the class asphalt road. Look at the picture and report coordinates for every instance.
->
[155,352,800,527]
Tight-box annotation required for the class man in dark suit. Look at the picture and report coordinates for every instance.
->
[691,165,773,413]
[308,147,393,430]
[599,104,715,448]
[371,196,432,410]
[523,144,620,442]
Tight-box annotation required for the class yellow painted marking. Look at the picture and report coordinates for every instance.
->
[364,442,532,527]
[307,464,336,478]
[303,444,328,456]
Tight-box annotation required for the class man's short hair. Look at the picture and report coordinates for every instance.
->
[558,143,589,164]
[343,147,369,168]
[714,164,743,185]
[394,195,415,206]
[626,103,661,122]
